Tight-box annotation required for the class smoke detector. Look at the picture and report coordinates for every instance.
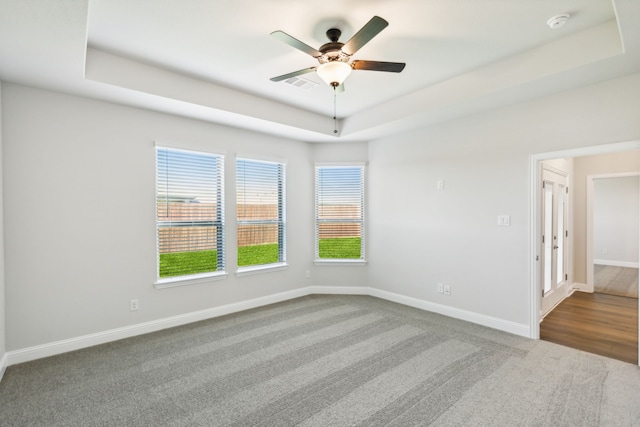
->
[547,14,570,29]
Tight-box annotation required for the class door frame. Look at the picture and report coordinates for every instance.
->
[586,172,640,292]
[529,140,640,368]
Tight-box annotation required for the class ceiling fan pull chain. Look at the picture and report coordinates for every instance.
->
[333,86,338,134]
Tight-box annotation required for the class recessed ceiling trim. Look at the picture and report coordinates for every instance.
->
[342,19,624,138]
[85,47,338,139]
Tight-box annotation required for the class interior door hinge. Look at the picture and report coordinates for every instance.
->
[565,230,568,237]
[542,235,545,244]
[566,186,569,194]
[565,273,568,281]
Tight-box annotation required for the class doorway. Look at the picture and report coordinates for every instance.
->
[586,173,640,297]
[530,141,640,366]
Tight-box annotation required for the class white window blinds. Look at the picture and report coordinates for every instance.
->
[315,165,365,260]
[236,158,286,267]
[156,147,225,278]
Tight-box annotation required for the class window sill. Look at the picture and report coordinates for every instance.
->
[236,263,288,277]
[314,259,367,266]
[154,271,228,289]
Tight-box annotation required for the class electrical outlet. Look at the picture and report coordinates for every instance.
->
[444,285,451,295]
[130,299,139,311]
[437,283,444,294]
[305,270,311,279]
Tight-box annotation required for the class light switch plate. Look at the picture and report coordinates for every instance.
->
[497,215,511,226]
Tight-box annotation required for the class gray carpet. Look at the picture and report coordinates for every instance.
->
[1,295,640,426]
[595,265,639,299]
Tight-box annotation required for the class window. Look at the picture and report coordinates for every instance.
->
[156,146,224,281]
[315,164,365,261]
[236,157,286,269]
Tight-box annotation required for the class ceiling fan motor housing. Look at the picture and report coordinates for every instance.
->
[318,28,350,63]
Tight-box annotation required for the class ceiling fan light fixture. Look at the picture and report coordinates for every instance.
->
[317,61,352,87]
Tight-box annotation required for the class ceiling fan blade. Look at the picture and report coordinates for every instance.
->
[270,67,317,82]
[271,31,321,58]
[351,60,406,73]
[342,16,389,56]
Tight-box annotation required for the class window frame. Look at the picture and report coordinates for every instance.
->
[236,156,287,275]
[154,144,226,288]
[314,162,366,265]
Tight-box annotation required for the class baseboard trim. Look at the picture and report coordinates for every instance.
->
[309,286,529,336]
[5,285,530,367]
[0,352,7,383]
[368,288,530,337]
[571,282,589,291]
[307,285,373,295]
[594,260,639,268]
[6,287,311,366]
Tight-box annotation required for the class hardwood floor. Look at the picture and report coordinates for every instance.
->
[540,291,638,364]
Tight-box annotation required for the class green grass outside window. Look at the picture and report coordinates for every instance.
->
[318,237,361,259]
[159,250,218,278]
[238,244,279,267]
[160,237,361,277]
[160,243,279,277]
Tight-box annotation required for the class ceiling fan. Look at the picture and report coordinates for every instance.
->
[270,16,405,91]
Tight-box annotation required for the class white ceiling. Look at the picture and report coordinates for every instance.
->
[1,0,639,142]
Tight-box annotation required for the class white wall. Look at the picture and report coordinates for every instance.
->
[1,83,363,352]
[0,83,7,375]
[3,71,640,356]
[368,72,640,328]
[594,175,640,265]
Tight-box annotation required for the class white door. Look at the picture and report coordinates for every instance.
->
[541,167,569,316]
